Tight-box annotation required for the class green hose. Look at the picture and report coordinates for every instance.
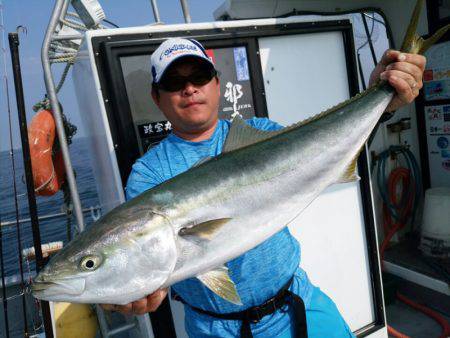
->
[376,145,422,226]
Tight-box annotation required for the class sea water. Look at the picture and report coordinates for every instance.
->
[0,137,100,277]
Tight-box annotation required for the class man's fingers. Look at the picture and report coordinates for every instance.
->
[396,53,427,71]
[379,50,426,71]
[384,62,423,85]
[100,289,169,316]
[100,303,115,311]
[375,48,426,111]
[132,298,149,315]
[101,302,133,315]
[117,303,133,315]
[146,289,168,312]
[379,49,399,66]
[388,76,418,103]
[381,69,419,90]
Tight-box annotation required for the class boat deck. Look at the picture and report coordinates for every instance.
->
[386,279,450,337]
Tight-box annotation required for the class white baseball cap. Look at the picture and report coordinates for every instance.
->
[150,38,215,84]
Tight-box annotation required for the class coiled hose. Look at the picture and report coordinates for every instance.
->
[376,145,450,338]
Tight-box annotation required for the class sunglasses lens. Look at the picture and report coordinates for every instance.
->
[159,69,216,92]
[190,70,215,86]
[160,78,186,92]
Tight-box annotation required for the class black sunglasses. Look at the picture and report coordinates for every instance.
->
[157,68,218,92]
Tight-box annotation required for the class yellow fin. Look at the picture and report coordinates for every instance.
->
[338,154,361,183]
[179,218,231,240]
[197,266,242,305]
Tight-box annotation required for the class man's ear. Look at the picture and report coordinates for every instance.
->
[216,77,220,97]
[151,88,160,107]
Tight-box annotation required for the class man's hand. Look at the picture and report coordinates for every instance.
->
[100,288,168,315]
[369,49,426,112]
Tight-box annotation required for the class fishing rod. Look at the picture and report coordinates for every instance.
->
[7,26,29,338]
[0,214,9,338]
[8,28,54,338]
[0,2,11,336]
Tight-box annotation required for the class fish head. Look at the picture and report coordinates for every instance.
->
[32,212,178,304]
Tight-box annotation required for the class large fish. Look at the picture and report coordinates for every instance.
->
[32,0,449,305]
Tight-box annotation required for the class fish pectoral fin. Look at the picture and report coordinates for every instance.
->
[337,154,361,183]
[197,266,242,305]
[179,218,231,240]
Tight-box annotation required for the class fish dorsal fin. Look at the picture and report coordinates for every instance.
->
[178,218,231,240]
[192,156,213,168]
[197,266,242,305]
[223,117,282,153]
[223,114,333,153]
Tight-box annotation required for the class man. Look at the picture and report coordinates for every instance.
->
[102,38,425,337]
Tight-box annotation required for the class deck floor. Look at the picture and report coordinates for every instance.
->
[387,301,450,337]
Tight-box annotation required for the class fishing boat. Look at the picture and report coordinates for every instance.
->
[0,0,449,337]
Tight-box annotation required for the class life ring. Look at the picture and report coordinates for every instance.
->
[28,109,66,196]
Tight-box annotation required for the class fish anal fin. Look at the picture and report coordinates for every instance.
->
[197,266,242,305]
[179,218,231,240]
[337,155,361,183]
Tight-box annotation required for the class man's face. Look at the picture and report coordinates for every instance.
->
[152,57,220,135]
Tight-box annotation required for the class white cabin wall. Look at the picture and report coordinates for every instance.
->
[72,46,126,213]
[215,0,430,45]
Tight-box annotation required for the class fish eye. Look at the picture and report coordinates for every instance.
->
[80,255,102,272]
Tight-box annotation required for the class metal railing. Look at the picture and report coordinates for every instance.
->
[0,206,101,228]
[42,0,85,233]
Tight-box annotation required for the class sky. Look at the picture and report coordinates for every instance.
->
[0,0,224,151]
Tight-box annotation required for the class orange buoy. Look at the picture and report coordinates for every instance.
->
[28,109,65,196]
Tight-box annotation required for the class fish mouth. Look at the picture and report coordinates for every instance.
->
[32,277,86,300]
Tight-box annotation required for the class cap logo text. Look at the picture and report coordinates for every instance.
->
[159,44,198,61]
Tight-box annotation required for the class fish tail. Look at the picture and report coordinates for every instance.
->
[400,0,450,55]
[418,24,450,54]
